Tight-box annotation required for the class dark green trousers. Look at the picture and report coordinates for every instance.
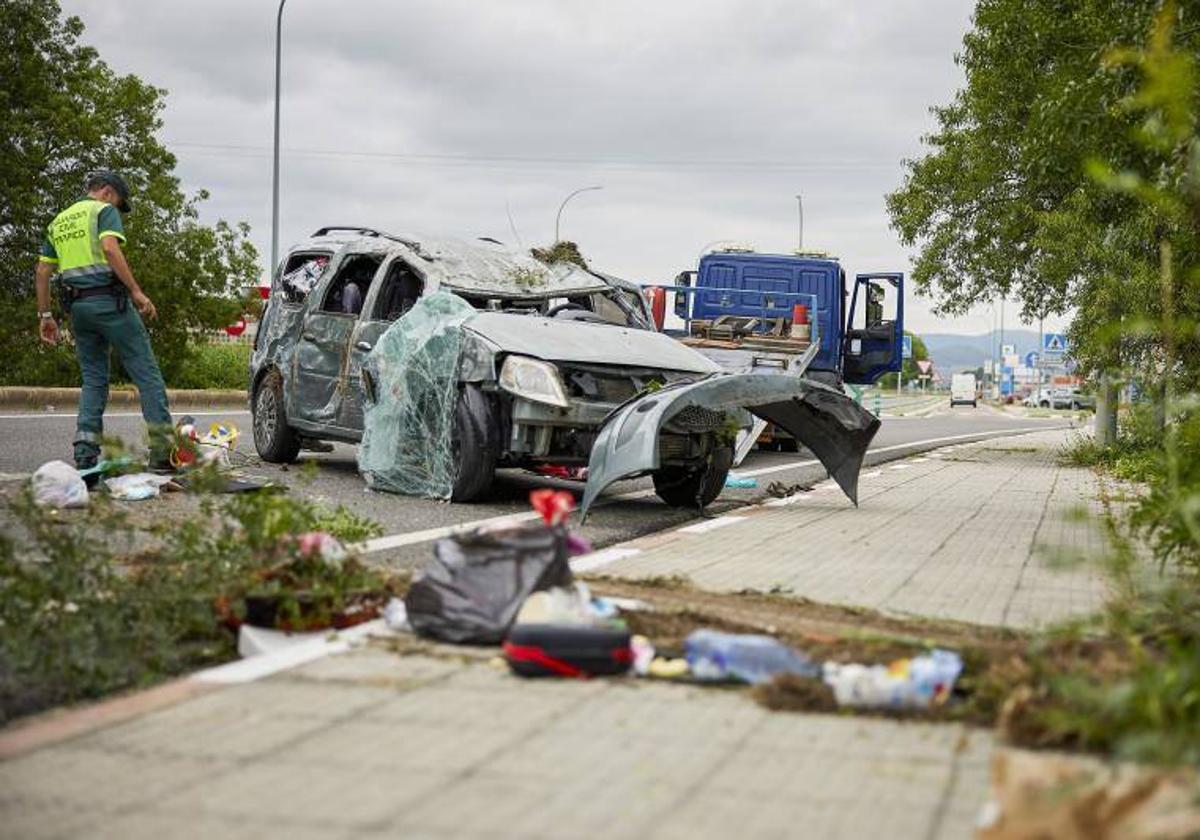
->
[70,294,172,466]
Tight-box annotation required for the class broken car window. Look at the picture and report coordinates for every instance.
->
[278,253,330,304]
[373,259,426,322]
[322,254,383,316]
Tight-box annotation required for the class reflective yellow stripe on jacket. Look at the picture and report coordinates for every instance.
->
[47,199,112,280]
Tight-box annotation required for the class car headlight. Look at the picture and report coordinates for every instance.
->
[499,355,570,408]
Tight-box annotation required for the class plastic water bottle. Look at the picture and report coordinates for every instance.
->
[684,630,820,684]
[822,649,963,709]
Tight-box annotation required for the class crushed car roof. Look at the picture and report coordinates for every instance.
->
[291,229,609,298]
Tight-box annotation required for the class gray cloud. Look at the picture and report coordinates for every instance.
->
[60,0,1064,335]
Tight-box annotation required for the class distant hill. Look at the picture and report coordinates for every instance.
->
[920,329,1043,374]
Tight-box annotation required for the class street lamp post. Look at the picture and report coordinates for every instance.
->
[795,193,803,251]
[554,185,603,243]
[270,0,288,279]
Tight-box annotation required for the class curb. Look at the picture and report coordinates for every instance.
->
[0,387,248,410]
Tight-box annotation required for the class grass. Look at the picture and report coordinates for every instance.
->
[168,342,251,390]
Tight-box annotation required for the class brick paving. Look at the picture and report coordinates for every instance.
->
[0,428,1111,839]
[591,429,1110,630]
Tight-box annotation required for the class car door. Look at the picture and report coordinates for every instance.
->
[288,252,383,430]
[842,272,904,385]
[342,255,427,433]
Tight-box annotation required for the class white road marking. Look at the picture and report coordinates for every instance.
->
[355,425,1057,555]
[0,410,251,421]
[571,547,642,573]
[859,470,882,479]
[676,515,746,534]
[890,464,910,470]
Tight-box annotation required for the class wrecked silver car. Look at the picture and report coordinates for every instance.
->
[250,227,881,514]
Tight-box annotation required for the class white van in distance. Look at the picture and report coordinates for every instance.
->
[950,373,978,408]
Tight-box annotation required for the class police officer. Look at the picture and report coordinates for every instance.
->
[34,171,173,471]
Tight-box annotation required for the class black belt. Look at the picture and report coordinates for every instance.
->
[60,282,127,313]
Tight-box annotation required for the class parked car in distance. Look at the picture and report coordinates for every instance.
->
[950,373,978,408]
[1026,386,1093,410]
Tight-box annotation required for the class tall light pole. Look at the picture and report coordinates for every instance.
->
[795,193,804,251]
[270,0,288,279]
[555,185,602,243]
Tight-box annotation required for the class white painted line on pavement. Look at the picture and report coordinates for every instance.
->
[859,470,882,479]
[191,619,388,685]
[571,547,642,573]
[676,515,746,534]
[358,425,1056,555]
[0,410,251,421]
[890,464,911,470]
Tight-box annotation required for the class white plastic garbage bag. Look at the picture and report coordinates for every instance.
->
[31,460,88,508]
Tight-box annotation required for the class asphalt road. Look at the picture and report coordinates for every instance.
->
[0,400,1078,568]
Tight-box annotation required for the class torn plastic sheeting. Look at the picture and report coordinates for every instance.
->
[579,373,880,518]
[357,291,477,499]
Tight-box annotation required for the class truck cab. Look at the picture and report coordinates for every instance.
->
[670,250,904,387]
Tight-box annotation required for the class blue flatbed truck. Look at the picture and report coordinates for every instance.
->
[647,249,904,455]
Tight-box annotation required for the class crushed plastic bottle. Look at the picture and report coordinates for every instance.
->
[684,629,820,684]
[822,649,963,709]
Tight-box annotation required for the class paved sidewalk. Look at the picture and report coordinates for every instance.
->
[587,429,1110,630]
[1,428,1110,839]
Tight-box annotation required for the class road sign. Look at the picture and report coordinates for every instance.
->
[902,335,913,359]
[1002,344,1015,356]
[916,360,932,374]
[1024,351,1040,368]
[1043,333,1068,352]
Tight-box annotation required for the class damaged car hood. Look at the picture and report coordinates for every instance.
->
[580,373,881,518]
[464,313,720,374]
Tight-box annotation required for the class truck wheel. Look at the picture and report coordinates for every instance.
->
[253,369,301,464]
[451,385,499,502]
[653,445,733,509]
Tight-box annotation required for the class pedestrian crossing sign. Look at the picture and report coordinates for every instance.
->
[1043,333,1068,352]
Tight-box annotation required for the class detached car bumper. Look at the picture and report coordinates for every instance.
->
[580,373,881,518]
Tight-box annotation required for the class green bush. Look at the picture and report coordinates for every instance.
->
[0,474,385,724]
[168,342,251,390]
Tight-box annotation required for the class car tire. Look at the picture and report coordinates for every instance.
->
[1040,401,1050,409]
[778,438,801,453]
[1071,401,1081,410]
[451,385,499,502]
[253,369,301,464]
[972,400,977,408]
[653,444,733,509]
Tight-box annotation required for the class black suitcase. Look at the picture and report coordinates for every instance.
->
[504,624,633,678]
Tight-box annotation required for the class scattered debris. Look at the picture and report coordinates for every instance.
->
[30,460,88,508]
[766,479,813,498]
[104,472,179,501]
[724,474,758,489]
[822,649,962,709]
[978,749,1200,840]
[686,629,820,684]
[503,624,632,678]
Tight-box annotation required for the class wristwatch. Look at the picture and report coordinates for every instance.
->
[38,311,53,320]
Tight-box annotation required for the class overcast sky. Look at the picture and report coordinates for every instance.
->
[63,0,1062,336]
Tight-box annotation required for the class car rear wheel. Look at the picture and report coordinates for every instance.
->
[451,385,499,502]
[253,369,301,463]
[1040,401,1050,409]
[653,444,733,509]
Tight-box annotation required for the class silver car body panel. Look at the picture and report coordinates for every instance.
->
[580,372,881,518]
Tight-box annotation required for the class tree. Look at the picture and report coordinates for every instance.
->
[0,0,259,386]
[886,1,1200,434]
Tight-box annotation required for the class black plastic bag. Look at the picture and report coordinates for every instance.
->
[405,523,573,643]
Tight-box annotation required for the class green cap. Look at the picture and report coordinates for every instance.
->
[88,170,132,213]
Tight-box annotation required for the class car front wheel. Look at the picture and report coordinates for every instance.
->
[253,369,301,463]
[653,444,733,509]
[451,385,499,502]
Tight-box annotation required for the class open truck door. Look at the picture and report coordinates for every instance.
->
[842,272,903,385]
